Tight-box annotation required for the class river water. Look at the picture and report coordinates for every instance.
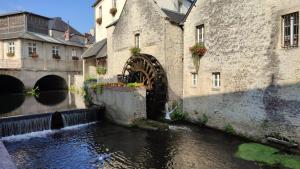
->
[2,122,277,169]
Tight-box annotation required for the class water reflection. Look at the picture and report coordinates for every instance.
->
[35,91,67,106]
[0,94,25,115]
[0,91,85,118]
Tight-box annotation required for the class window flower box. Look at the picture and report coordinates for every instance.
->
[189,43,207,73]
[7,52,15,57]
[96,17,102,25]
[53,54,61,60]
[110,8,117,16]
[72,56,79,61]
[30,52,39,58]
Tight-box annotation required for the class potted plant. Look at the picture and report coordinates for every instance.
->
[31,52,39,58]
[96,66,107,75]
[130,47,141,56]
[7,52,15,57]
[110,8,117,16]
[189,42,207,72]
[53,54,61,60]
[96,17,102,25]
[72,56,79,61]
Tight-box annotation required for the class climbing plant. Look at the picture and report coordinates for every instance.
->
[130,47,141,56]
[189,42,207,73]
[96,66,107,75]
[110,8,117,16]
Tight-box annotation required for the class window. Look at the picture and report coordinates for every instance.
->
[135,33,140,48]
[178,0,182,13]
[212,72,221,88]
[282,12,299,48]
[112,0,117,8]
[28,43,37,55]
[99,6,102,17]
[52,46,59,56]
[191,73,198,87]
[72,49,77,57]
[8,42,15,54]
[196,25,205,44]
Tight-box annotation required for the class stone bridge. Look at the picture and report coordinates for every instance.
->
[0,58,83,92]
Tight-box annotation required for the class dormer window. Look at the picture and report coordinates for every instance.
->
[282,12,299,48]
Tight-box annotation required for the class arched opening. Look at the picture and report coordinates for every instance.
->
[34,75,68,106]
[0,75,25,94]
[51,112,64,130]
[34,75,68,91]
[122,54,168,119]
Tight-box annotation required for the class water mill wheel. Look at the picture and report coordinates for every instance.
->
[121,54,168,119]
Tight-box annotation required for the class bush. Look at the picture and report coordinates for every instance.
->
[130,47,141,56]
[170,105,187,122]
[224,124,235,135]
[110,8,117,16]
[198,114,208,126]
[127,82,143,88]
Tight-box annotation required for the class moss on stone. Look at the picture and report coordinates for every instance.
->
[235,143,300,169]
[133,119,169,131]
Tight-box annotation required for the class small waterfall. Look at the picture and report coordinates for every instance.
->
[0,114,52,137]
[0,107,104,137]
[62,109,99,127]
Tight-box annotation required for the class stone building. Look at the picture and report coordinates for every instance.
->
[83,0,193,79]
[0,11,85,91]
[183,0,300,146]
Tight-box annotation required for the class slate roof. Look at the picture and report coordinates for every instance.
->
[0,11,49,19]
[0,31,85,47]
[49,17,83,36]
[161,8,185,25]
[82,39,107,59]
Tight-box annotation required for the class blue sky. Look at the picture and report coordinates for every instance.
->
[0,0,95,34]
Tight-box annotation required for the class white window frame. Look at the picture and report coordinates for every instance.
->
[52,46,59,56]
[72,48,77,57]
[8,42,15,54]
[196,25,205,44]
[191,73,198,87]
[135,33,140,48]
[112,0,117,8]
[282,12,299,48]
[28,42,37,55]
[212,72,221,88]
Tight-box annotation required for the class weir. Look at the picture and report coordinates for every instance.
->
[0,107,104,137]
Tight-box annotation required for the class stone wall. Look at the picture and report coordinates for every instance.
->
[89,86,146,126]
[183,0,300,146]
[107,0,183,101]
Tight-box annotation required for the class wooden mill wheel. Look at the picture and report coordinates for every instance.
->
[122,54,168,119]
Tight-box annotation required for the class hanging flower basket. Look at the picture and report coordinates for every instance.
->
[96,17,102,25]
[130,47,141,56]
[7,52,15,57]
[189,43,207,72]
[96,66,107,75]
[110,8,117,16]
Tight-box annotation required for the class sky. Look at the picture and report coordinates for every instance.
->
[0,0,95,34]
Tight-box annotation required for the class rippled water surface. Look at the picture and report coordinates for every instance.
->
[2,122,275,169]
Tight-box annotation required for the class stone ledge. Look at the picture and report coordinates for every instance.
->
[0,141,17,169]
